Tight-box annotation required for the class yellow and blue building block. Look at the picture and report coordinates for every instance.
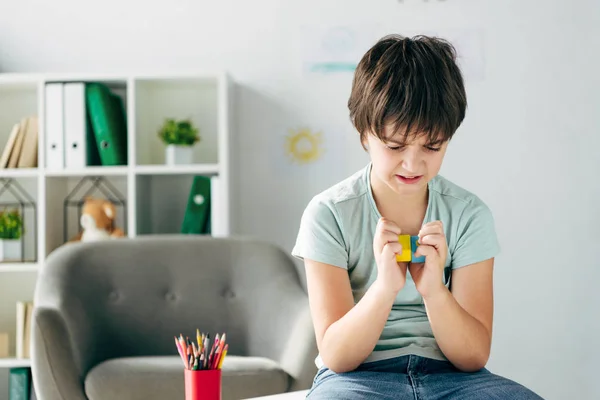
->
[395,235,426,263]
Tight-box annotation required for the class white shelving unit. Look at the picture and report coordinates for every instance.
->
[0,72,234,368]
[0,358,30,368]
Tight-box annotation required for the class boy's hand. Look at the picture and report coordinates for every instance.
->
[409,221,447,299]
[373,218,408,294]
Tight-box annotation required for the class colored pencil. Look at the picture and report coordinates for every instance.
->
[174,330,228,370]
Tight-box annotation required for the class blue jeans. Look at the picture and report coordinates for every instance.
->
[306,355,544,399]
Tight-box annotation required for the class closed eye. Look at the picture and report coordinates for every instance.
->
[385,143,442,152]
[386,144,405,151]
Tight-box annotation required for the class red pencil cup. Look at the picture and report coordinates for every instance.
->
[184,369,222,400]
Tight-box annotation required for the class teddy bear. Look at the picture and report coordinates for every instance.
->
[69,197,125,242]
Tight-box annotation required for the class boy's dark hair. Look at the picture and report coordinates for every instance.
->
[348,34,467,148]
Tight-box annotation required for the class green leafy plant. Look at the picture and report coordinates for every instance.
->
[0,208,23,240]
[158,118,200,146]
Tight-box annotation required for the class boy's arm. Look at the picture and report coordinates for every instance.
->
[423,258,494,372]
[305,259,396,373]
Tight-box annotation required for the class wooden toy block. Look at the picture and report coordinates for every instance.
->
[396,235,412,262]
[411,236,426,263]
[395,235,426,263]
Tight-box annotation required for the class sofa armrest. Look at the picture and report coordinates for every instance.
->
[31,307,87,400]
[31,243,111,399]
[246,271,318,391]
[274,295,318,391]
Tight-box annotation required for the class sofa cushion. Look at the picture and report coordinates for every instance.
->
[84,355,290,400]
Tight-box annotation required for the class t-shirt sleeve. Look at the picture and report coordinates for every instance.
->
[451,198,501,269]
[291,195,349,269]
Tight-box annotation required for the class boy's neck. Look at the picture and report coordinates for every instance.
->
[370,171,429,218]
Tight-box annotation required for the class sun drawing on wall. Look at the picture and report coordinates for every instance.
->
[285,127,324,164]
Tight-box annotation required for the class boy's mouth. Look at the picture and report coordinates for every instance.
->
[396,175,423,184]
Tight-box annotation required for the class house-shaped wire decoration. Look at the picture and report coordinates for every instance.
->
[0,178,37,263]
[63,176,127,243]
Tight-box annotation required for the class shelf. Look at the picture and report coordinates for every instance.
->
[0,263,39,273]
[0,358,31,368]
[0,177,39,263]
[0,72,234,400]
[0,71,233,258]
[134,164,219,176]
[134,77,219,166]
[0,83,38,161]
[0,168,39,178]
[0,72,233,365]
[0,72,225,84]
[0,165,220,177]
[46,175,129,256]
[45,166,130,177]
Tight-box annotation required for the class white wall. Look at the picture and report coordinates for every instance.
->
[1,0,599,398]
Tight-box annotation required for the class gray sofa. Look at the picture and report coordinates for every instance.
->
[31,235,317,400]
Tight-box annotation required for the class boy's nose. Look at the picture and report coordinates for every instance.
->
[401,149,421,171]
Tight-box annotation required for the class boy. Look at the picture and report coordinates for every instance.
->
[291,35,543,399]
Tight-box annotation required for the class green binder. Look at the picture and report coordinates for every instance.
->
[181,176,211,234]
[85,109,101,166]
[9,367,30,400]
[85,82,128,166]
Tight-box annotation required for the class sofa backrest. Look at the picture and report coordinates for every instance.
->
[34,234,307,374]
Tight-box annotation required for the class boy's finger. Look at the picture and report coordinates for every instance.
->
[384,231,401,243]
[418,233,445,249]
[415,243,437,258]
[374,232,400,253]
[383,242,403,258]
[419,224,443,237]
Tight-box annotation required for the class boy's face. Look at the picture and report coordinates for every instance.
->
[364,127,448,196]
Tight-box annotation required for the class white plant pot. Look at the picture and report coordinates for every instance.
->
[165,145,193,165]
[0,239,22,262]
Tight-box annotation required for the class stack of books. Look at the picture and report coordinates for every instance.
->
[15,301,33,359]
[7,301,35,400]
[0,116,38,169]
[0,331,8,358]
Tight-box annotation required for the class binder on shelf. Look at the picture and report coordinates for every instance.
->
[85,83,128,166]
[86,111,102,166]
[210,176,223,236]
[181,176,211,235]
[44,83,65,169]
[63,83,87,168]
[8,367,32,400]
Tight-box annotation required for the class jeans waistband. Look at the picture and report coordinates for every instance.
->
[358,354,457,376]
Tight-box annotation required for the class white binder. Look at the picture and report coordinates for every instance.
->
[44,83,65,170]
[63,82,87,168]
[210,176,228,237]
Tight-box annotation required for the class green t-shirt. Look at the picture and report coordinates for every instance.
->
[291,163,500,367]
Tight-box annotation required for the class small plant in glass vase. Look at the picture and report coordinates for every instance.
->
[158,118,200,165]
[0,208,23,262]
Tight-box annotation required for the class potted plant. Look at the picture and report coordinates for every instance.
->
[0,208,23,262]
[158,118,200,165]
